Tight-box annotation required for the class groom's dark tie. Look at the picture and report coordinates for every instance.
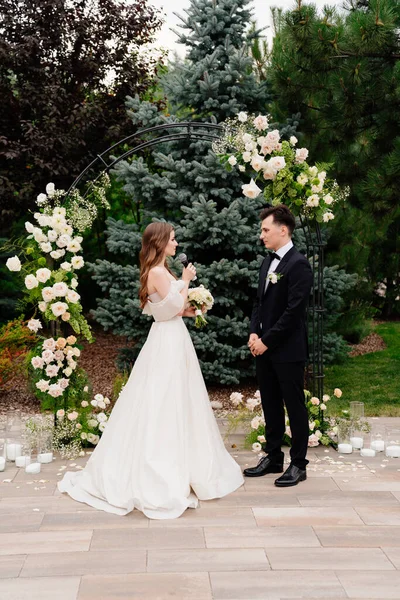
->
[269,252,281,261]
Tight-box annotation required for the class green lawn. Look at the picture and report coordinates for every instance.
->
[324,322,400,416]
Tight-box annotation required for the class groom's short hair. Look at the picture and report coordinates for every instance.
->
[259,205,295,236]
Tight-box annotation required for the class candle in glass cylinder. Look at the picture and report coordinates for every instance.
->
[360,448,376,458]
[6,443,22,461]
[15,455,31,468]
[25,462,41,474]
[386,445,400,458]
[338,443,353,454]
[371,440,385,452]
[350,436,363,449]
[0,456,5,471]
[37,452,53,464]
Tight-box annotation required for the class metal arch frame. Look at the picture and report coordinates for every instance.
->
[67,121,324,397]
[66,122,224,197]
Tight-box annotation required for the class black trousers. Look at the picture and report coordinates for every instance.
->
[255,354,309,470]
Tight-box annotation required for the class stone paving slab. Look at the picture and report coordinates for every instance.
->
[1,430,400,598]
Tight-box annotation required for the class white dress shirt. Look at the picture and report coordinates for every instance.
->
[264,240,294,293]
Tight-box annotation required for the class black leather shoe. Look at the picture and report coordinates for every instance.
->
[274,464,307,487]
[243,454,284,477]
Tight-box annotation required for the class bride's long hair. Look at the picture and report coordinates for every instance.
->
[139,222,176,308]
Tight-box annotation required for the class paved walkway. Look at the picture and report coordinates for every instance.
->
[1,418,400,599]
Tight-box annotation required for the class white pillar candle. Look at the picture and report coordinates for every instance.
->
[6,443,22,461]
[25,462,41,474]
[350,436,363,449]
[0,456,5,471]
[15,455,31,468]
[371,440,385,452]
[37,452,53,464]
[360,448,376,458]
[338,443,353,454]
[385,445,400,458]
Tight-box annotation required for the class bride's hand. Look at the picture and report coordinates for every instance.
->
[182,263,197,282]
[183,306,196,317]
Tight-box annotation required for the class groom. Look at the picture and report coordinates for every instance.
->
[245,204,313,487]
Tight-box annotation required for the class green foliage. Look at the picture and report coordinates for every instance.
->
[269,0,400,316]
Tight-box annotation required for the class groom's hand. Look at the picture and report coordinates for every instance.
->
[249,337,268,356]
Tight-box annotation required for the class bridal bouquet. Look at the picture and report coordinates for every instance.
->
[187,285,214,329]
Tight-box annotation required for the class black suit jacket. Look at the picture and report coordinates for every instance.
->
[250,246,313,363]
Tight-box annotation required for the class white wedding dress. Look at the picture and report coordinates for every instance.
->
[58,279,244,519]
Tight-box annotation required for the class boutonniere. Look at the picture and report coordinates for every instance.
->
[267,272,283,284]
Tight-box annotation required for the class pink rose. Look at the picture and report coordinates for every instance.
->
[42,349,55,364]
[310,397,320,406]
[43,338,56,351]
[308,433,319,447]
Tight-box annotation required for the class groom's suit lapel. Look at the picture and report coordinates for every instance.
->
[262,246,297,299]
[258,255,273,298]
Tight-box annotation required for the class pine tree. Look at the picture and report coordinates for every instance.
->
[269,0,400,317]
[89,0,352,383]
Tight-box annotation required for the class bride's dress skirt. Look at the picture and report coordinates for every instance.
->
[58,313,244,519]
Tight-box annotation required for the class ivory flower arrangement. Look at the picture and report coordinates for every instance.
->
[213,112,348,222]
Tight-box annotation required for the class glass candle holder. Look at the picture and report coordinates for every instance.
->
[360,433,376,457]
[385,427,400,458]
[350,402,365,421]
[350,425,364,450]
[337,419,353,454]
[38,431,54,464]
[371,431,385,453]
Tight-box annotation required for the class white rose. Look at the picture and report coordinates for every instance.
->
[257,435,266,443]
[27,318,42,333]
[63,367,73,377]
[295,148,309,164]
[253,115,269,131]
[268,273,278,284]
[51,301,68,316]
[238,165,246,172]
[70,278,78,289]
[6,256,21,271]
[41,349,54,363]
[290,136,298,146]
[320,403,327,411]
[245,141,257,152]
[309,165,318,177]
[71,256,84,269]
[31,356,44,369]
[323,211,334,222]
[323,194,334,205]
[91,399,98,407]
[242,151,252,163]
[250,155,266,172]
[67,239,82,253]
[242,179,262,199]
[263,166,276,181]
[297,173,308,185]
[38,301,47,312]
[36,268,51,283]
[36,214,51,228]
[25,222,35,233]
[88,419,98,428]
[56,409,65,418]
[268,156,286,171]
[47,229,58,242]
[61,262,72,271]
[80,432,88,440]
[81,400,89,407]
[42,287,55,302]
[36,193,47,205]
[53,206,66,217]
[25,274,39,290]
[33,228,47,243]
[311,184,323,194]
[50,250,63,260]
[48,384,63,398]
[53,282,68,297]
[252,442,262,453]
[56,234,71,248]
[40,242,52,253]
[315,430,322,439]
[46,364,60,378]
[94,394,104,402]
[334,388,343,398]
[46,183,55,196]
[323,394,330,402]
[97,412,108,423]
[237,111,247,122]
[228,156,237,166]
[67,289,80,304]
[36,379,49,392]
[99,422,106,432]
[242,133,253,144]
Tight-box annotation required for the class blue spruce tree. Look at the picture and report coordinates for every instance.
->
[89,0,349,384]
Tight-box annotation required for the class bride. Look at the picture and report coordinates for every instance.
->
[58,222,244,519]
